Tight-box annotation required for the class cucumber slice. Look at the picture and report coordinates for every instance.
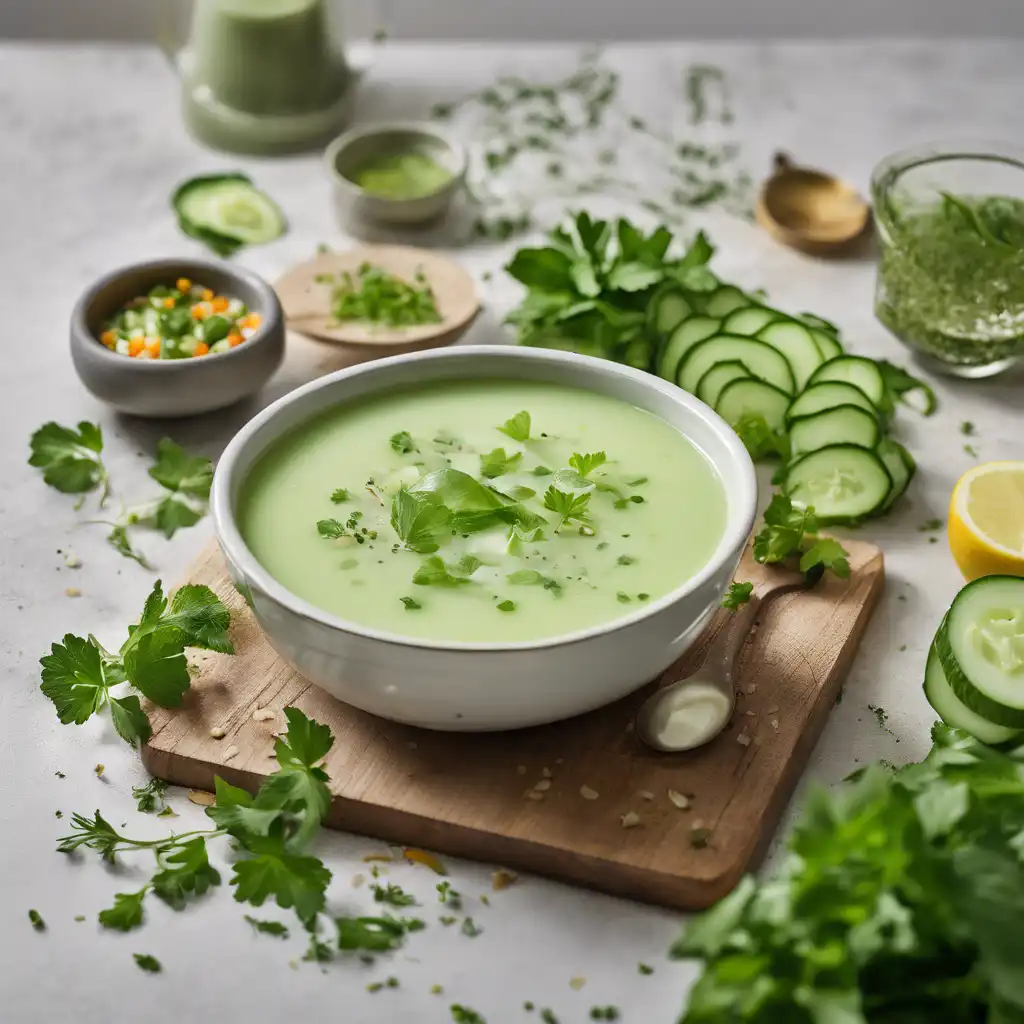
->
[173,173,286,257]
[784,444,893,522]
[876,439,913,511]
[695,361,752,408]
[722,307,778,336]
[756,321,825,390]
[657,317,721,382]
[788,405,880,459]
[785,382,878,423]
[809,327,843,361]
[716,379,790,433]
[678,334,795,395]
[648,285,692,335]
[704,286,750,318]
[924,640,1022,746]
[935,576,1024,727]
[807,356,885,407]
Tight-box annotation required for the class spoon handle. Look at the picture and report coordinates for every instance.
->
[703,593,764,692]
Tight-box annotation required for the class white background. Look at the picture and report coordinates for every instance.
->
[2,0,1024,40]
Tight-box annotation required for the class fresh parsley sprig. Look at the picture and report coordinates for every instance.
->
[28,421,109,506]
[497,410,531,442]
[721,581,753,610]
[543,486,592,533]
[752,495,850,583]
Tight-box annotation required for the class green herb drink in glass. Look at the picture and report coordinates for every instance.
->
[160,0,372,154]
[871,142,1024,378]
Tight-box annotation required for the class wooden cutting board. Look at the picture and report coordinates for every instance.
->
[141,537,883,910]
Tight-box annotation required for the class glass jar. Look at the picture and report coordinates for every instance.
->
[871,142,1024,378]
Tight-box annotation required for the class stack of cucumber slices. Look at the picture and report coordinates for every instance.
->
[650,282,915,523]
[924,576,1024,749]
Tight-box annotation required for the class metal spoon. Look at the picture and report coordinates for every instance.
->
[755,152,870,254]
[636,574,808,753]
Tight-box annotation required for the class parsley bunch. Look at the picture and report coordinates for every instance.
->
[674,725,1024,1021]
[40,580,232,746]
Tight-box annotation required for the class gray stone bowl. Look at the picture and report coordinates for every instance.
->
[324,121,466,230]
[70,257,285,418]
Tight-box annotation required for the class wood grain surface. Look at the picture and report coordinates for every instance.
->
[142,536,884,910]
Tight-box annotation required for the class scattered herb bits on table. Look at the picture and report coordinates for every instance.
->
[100,279,262,359]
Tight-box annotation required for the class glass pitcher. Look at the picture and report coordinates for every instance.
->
[160,0,374,155]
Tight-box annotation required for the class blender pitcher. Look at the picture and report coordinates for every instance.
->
[160,0,372,155]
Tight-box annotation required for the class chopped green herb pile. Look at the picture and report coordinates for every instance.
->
[327,262,441,328]
[673,724,1024,1021]
[721,581,753,610]
[40,579,232,747]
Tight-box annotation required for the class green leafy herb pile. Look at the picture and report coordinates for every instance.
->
[673,724,1024,1022]
[29,423,213,568]
[40,579,232,747]
[431,50,751,240]
[323,262,442,328]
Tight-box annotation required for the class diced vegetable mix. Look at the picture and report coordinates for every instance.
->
[100,278,262,360]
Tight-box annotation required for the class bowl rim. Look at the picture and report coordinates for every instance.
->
[212,345,757,653]
[71,256,281,370]
[323,120,468,205]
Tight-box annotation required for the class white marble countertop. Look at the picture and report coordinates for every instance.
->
[1,38,1022,1024]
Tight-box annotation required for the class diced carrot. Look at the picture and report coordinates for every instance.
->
[128,337,145,357]
[134,349,155,360]
[145,338,161,357]
[176,277,192,292]
[201,289,214,302]
[246,312,262,329]
[211,296,229,313]
[194,342,210,357]
[191,303,209,319]
[163,297,175,309]
[227,332,243,347]
[100,330,116,347]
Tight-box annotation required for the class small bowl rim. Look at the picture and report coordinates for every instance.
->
[71,256,281,370]
[324,120,468,205]
[212,345,757,654]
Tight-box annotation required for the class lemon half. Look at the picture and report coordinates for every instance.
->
[948,461,1024,581]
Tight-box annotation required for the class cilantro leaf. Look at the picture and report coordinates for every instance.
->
[413,555,480,587]
[148,438,213,498]
[390,431,418,454]
[733,413,790,462]
[568,451,607,478]
[98,889,147,931]
[543,486,592,532]
[276,706,333,768]
[244,915,289,938]
[106,524,152,568]
[28,421,108,499]
[497,410,532,443]
[721,581,753,610]
[151,836,221,909]
[390,489,452,554]
[110,695,152,746]
[40,634,115,725]
[121,628,191,708]
[230,836,332,927]
[330,488,351,503]
[204,777,285,840]
[480,447,523,479]
[336,915,407,952]
[752,494,818,564]
[148,495,204,539]
[132,778,169,814]
[800,538,851,582]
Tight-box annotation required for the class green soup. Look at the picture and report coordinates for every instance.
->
[239,380,726,643]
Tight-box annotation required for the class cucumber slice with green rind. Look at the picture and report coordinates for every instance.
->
[783,443,893,522]
[876,439,913,511]
[704,286,750,318]
[924,640,1022,745]
[716,379,790,433]
[647,285,692,335]
[695,360,753,408]
[935,576,1024,727]
[678,334,796,395]
[809,327,843,361]
[173,173,286,257]
[656,317,721,382]
[786,382,878,423]
[807,356,885,407]
[756,321,825,391]
[788,405,880,459]
[722,307,778,336]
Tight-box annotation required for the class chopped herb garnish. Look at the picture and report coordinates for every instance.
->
[753,495,850,583]
[498,410,532,443]
[413,554,480,587]
[961,421,976,436]
[337,915,407,952]
[371,882,417,907]
[133,953,162,973]
[439,915,458,926]
[28,909,45,932]
[437,881,462,908]
[530,466,553,477]
[480,447,523,479]
[400,597,422,610]
[616,555,635,566]
[919,518,944,532]
[330,488,351,503]
[461,916,483,937]
[244,915,289,938]
[964,443,978,457]
[637,962,654,975]
[331,263,441,328]
[616,592,631,603]
[543,487,591,533]
[721,581,753,610]
[590,1008,620,1021]
[497,600,516,612]
[568,451,607,478]
[390,431,418,454]
[626,477,648,487]
[132,778,169,814]
[391,489,452,554]
[451,1005,487,1023]
[540,1011,560,1024]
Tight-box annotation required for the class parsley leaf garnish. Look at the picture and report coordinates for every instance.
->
[28,421,109,503]
[99,890,147,931]
[133,953,162,973]
[28,909,45,932]
[390,431,418,454]
[752,495,850,583]
[413,554,480,587]
[244,915,289,938]
[390,489,452,554]
[733,413,789,461]
[568,451,607,477]
[451,1006,487,1023]
[400,597,422,610]
[144,439,213,538]
[800,538,851,582]
[106,524,152,568]
[480,447,523,479]
[498,410,532,442]
[507,569,562,593]
[721,581,753,610]
[150,836,221,908]
[337,915,407,952]
[229,837,331,927]
[330,488,351,503]
[132,778,169,814]
[543,486,592,533]
[372,882,417,907]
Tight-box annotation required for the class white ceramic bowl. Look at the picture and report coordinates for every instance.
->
[211,346,757,731]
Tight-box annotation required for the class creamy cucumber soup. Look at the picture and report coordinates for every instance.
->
[239,380,726,643]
